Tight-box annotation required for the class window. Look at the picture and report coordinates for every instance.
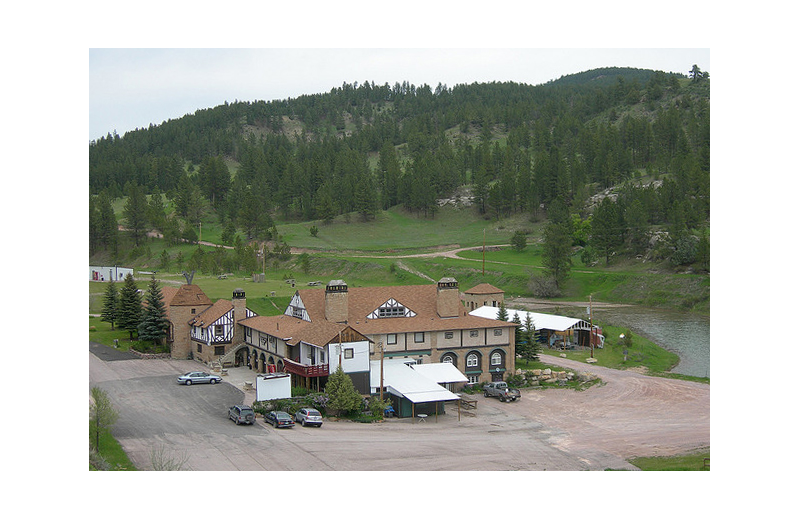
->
[467,353,479,367]
[379,304,406,318]
[491,351,503,366]
[444,331,454,340]
[387,333,397,345]
[468,374,480,384]
[344,348,354,359]
[214,324,224,337]
[469,330,479,338]
[414,332,424,343]
[191,308,196,314]
[494,328,503,337]
[245,327,252,340]
[196,343,203,353]
[215,346,225,356]
[442,353,455,364]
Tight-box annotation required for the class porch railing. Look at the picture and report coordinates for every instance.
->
[283,358,329,377]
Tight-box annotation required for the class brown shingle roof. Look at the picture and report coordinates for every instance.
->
[464,283,504,295]
[169,284,213,306]
[239,315,309,341]
[295,284,514,335]
[189,299,232,327]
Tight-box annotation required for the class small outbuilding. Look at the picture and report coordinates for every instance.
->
[369,360,462,418]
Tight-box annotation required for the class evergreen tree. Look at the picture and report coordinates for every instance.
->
[117,273,142,340]
[591,197,623,265]
[138,275,170,346]
[496,302,508,321]
[325,365,362,416]
[541,199,573,288]
[124,182,149,247]
[522,313,540,362]
[100,280,118,330]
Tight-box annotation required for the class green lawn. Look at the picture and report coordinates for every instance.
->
[628,449,710,471]
[90,423,136,471]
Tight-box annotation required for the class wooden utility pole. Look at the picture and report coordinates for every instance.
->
[589,294,595,358]
[379,341,384,403]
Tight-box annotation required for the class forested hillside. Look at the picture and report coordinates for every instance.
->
[89,66,710,275]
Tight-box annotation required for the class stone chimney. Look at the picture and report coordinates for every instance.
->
[324,280,349,323]
[436,277,460,318]
[232,288,246,344]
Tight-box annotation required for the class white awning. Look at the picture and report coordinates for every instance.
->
[410,362,468,384]
[370,360,460,403]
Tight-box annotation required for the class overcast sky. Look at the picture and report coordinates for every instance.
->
[89,48,710,141]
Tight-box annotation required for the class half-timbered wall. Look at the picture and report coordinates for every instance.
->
[191,309,235,345]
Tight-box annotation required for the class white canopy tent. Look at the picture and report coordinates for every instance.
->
[470,305,604,347]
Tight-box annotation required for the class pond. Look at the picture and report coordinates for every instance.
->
[513,301,710,378]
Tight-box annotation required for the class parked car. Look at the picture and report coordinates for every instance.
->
[295,407,323,427]
[177,371,222,385]
[483,381,521,402]
[265,411,295,428]
[228,405,255,425]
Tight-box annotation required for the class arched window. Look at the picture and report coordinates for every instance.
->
[466,353,479,368]
[491,351,503,366]
[441,353,455,364]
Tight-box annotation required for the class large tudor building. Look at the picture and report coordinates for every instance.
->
[164,278,515,393]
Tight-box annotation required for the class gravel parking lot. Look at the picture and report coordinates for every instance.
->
[90,343,709,471]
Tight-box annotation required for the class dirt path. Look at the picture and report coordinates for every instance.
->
[519,354,710,459]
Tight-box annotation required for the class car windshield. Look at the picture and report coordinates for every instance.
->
[276,412,291,418]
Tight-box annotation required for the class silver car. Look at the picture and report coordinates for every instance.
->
[295,407,323,427]
[177,371,222,385]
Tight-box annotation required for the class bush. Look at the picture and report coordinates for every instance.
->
[528,274,561,298]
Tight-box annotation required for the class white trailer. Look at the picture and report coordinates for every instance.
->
[89,265,134,282]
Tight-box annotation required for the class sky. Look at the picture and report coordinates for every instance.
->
[89,48,710,141]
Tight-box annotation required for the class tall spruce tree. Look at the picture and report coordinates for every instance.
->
[117,273,142,340]
[541,199,573,289]
[100,280,118,330]
[138,275,170,346]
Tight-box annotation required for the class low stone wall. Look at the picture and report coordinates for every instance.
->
[515,367,598,385]
[128,349,172,360]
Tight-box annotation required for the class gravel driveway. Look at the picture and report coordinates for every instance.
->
[90,343,709,471]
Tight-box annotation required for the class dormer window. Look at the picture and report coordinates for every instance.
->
[368,298,416,319]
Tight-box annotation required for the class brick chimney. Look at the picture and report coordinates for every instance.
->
[436,277,460,318]
[324,280,349,323]
[232,288,246,344]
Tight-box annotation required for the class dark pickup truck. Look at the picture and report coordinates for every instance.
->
[483,381,521,402]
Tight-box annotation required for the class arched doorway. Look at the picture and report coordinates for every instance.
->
[235,347,249,368]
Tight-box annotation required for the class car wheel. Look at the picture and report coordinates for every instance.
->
[210,379,217,384]
[484,391,489,397]
[235,417,240,425]
[301,419,306,426]
[499,396,505,402]
[186,380,192,386]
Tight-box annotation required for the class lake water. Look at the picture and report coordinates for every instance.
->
[526,303,710,378]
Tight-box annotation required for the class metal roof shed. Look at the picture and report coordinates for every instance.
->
[369,360,461,418]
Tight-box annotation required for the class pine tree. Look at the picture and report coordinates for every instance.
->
[138,275,170,346]
[100,280,118,330]
[117,273,142,341]
[324,365,362,416]
[496,302,508,321]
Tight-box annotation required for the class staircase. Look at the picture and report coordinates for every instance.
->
[215,343,248,371]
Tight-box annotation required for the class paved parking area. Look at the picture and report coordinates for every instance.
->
[90,344,709,471]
